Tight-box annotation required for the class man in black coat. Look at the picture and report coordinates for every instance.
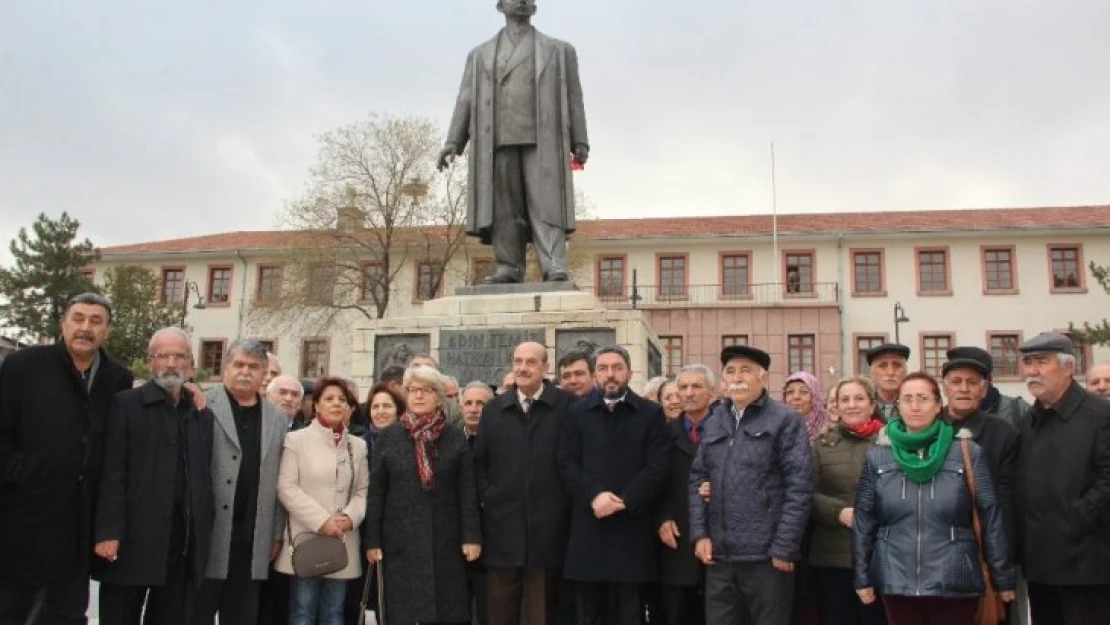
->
[0,293,134,624]
[557,345,671,625]
[474,342,575,625]
[1015,332,1110,625]
[93,327,215,625]
[655,364,714,625]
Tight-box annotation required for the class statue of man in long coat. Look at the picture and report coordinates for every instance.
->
[437,0,589,284]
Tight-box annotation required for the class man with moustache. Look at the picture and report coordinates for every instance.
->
[94,328,214,625]
[656,364,716,625]
[197,340,286,625]
[1085,363,1110,398]
[1014,332,1110,625]
[0,293,134,624]
[558,346,670,625]
[866,343,910,422]
[947,346,1029,424]
[475,342,575,625]
[688,345,812,625]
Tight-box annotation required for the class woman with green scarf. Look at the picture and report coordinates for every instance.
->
[852,372,1015,625]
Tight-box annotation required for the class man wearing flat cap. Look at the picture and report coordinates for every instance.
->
[1014,332,1110,625]
[948,346,1029,424]
[941,347,1024,622]
[687,345,812,625]
[866,343,910,422]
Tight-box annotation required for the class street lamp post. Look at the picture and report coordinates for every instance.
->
[893,302,910,345]
[181,281,206,327]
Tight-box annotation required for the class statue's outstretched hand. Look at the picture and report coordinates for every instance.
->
[437,145,457,172]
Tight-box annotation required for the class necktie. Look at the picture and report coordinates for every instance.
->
[523,397,534,414]
[606,401,617,413]
[690,425,700,444]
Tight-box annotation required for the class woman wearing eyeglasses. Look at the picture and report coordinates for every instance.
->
[363,365,481,625]
[852,372,1015,624]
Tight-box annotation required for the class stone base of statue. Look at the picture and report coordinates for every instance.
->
[349,288,662,393]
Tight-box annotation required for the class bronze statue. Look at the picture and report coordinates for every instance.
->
[437,0,589,284]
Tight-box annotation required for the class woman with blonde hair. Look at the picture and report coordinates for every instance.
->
[363,365,481,625]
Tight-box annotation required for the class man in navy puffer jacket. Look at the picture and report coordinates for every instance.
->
[687,345,813,625]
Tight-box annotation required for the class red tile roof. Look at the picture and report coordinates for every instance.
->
[100,205,1110,256]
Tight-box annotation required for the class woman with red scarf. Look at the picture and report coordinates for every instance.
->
[276,377,370,625]
[809,376,888,625]
[363,365,481,625]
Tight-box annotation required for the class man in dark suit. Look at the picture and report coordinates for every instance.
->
[474,342,575,625]
[93,327,214,625]
[0,293,134,624]
[656,364,715,625]
[557,345,671,625]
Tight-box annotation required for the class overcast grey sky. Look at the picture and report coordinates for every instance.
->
[1,0,1108,252]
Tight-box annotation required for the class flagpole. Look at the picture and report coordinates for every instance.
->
[771,142,779,287]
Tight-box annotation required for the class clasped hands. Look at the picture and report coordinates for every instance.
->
[436,143,589,172]
[318,513,354,538]
[591,491,625,519]
[366,543,481,564]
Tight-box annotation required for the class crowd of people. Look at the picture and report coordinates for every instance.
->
[1,292,1109,625]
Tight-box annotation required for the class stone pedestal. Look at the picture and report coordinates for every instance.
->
[349,290,662,394]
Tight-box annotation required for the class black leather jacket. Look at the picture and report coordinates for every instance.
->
[853,427,1015,597]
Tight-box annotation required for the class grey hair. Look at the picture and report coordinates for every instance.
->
[266,375,304,398]
[596,345,631,368]
[678,363,717,389]
[445,375,459,387]
[147,327,192,357]
[642,376,669,403]
[462,380,494,397]
[64,292,114,323]
[403,364,447,404]
[225,339,268,365]
[1057,352,1077,369]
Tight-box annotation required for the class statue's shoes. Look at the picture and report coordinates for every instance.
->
[545,272,569,282]
[485,271,521,284]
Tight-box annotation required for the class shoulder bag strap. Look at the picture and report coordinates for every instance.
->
[960,438,997,594]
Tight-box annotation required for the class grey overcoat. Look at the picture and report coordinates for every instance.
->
[204,387,286,580]
[444,27,588,243]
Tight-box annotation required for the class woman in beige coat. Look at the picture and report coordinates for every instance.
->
[276,376,369,625]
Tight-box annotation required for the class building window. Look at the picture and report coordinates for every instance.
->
[921,334,953,377]
[207,266,232,304]
[78,268,95,283]
[360,262,385,302]
[722,334,749,348]
[256,339,276,354]
[852,250,884,294]
[161,268,185,304]
[784,252,814,294]
[1049,245,1083,290]
[661,336,683,376]
[658,255,687,298]
[721,253,751,296]
[470,258,495,286]
[200,340,226,374]
[988,333,1021,379]
[855,335,886,374]
[256,265,282,304]
[787,334,815,373]
[596,256,625,299]
[306,264,335,304]
[415,262,442,302]
[300,339,329,378]
[916,249,950,294]
[982,247,1016,292]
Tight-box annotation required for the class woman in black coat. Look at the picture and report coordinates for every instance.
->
[363,365,481,625]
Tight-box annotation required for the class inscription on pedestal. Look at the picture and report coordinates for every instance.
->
[440,328,545,386]
[374,333,431,378]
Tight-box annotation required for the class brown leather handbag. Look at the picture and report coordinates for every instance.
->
[960,438,1006,625]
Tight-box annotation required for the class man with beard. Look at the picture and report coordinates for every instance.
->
[557,346,670,625]
[1015,332,1110,625]
[688,345,812,625]
[198,340,286,625]
[866,343,909,422]
[0,293,134,624]
[94,327,214,625]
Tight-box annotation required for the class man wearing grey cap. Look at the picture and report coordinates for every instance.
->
[948,346,1029,424]
[865,343,910,422]
[1014,332,1110,625]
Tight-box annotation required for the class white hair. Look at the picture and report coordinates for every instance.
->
[266,374,304,398]
[643,376,669,402]
[462,380,494,397]
[147,327,192,357]
[403,365,447,402]
[678,364,717,389]
[1057,352,1077,369]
